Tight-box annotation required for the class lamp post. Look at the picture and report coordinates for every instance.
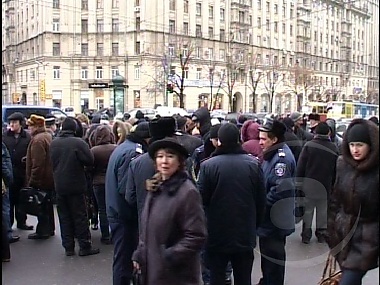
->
[112,75,126,116]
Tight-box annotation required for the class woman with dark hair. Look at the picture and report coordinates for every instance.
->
[327,118,379,285]
[132,137,207,285]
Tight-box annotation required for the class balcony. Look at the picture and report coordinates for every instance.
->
[231,0,251,8]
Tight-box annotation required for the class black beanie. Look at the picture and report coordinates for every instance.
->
[209,124,221,139]
[61,117,77,132]
[346,123,371,146]
[218,123,240,145]
[134,122,151,139]
[315,122,330,135]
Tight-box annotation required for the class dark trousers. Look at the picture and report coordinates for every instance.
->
[9,180,27,226]
[201,248,233,283]
[259,236,286,285]
[36,192,55,236]
[2,209,11,260]
[301,198,327,240]
[56,193,92,250]
[2,191,12,240]
[110,220,138,285]
[206,250,254,285]
[93,184,109,238]
[339,269,367,285]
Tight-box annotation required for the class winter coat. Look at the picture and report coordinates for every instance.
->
[241,121,263,162]
[327,119,379,271]
[132,171,206,285]
[175,132,202,156]
[197,144,266,252]
[50,130,94,195]
[105,134,146,224]
[257,143,296,238]
[296,135,339,199]
[90,126,117,185]
[294,126,313,145]
[125,152,156,224]
[192,107,211,138]
[2,142,13,187]
[2,128,31,180]
[284,130,303,163]
[26,127,55,191]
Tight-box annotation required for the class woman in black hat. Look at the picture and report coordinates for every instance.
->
[327,118,379,285]
[132,138,206,285]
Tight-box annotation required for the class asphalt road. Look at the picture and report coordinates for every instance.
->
[2,208,379,285]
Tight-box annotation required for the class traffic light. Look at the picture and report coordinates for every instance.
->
[167,83,174,93]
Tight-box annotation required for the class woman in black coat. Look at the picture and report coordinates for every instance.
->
[327,119,379,285]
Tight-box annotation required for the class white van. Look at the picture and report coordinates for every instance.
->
[155,106,189,117]
[61,106,75,117]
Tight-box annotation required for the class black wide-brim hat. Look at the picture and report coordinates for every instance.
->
[148,137,189,160]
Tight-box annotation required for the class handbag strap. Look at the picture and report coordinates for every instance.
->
[321,253,337,280]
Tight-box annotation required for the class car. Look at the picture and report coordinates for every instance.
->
[224,112,258,123]
[155,106,188,117]
[127,108,158,120]
[210,109,228,120]
[2,105,68,131]
[61,106,75,117]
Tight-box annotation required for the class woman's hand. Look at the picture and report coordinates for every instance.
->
[133,261,140,273]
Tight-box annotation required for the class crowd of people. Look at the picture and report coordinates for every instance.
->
[1,107,379,285]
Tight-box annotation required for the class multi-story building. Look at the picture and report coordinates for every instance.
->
[2,0,378,114]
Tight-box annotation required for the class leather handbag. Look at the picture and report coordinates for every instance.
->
[19,187,48,216]
[318,254,342,285]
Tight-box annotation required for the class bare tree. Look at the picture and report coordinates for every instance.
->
[263,64,283,113]
[246,54,265,113]
[202,60,226,111]
[285,64,316,111]
[366,88,379,104]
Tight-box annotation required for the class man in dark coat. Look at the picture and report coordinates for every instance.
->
[257,119,296,285]
[173,115,202,155]
[281,117,303,163]
[289,112,313,145]
[296,122,339,244]
[197,123,266,285]
[105,122,150,285]
[50,117,99,256]
[2,112,33,230]
[325,118,342,154]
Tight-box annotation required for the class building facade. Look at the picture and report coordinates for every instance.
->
[2,0,379,114]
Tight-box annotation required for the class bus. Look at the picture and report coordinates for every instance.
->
[302,101,379,120]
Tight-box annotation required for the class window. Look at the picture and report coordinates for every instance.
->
[266,1,270,12]
[220,8,225,21]
[97,19,104,32]
[134,65,140,79]
[82,0,88,10]
[96,66,103,79]
[208,27,214,39]
[112,0,119,8]
[53,66,60,79]
[257,17,261,28]
[196,25,202,37]
[290,25,293,36]
[81,43,88,56]
[97,0,103,8]
[274,21,278,33]
[81,67,88,79]
[274,4,278,14]
[220,49,225,60]
[220,29,225,41]
[112,43,119,56]
[169,20,176,34]
[81,19,88,33]
[135,41,140,54]
[182,46,189,57]
[30,70,35,80]
[257,0,262,9]
[282,6,286,17]
[196,3,202,16]
[136,17,141,31]
[53,43,60,56]
[196,47,201,58]
[282,23,286,34]
[97,43,104,56]
[184,0,189,13]
[290,8,293,18]
[183,22,189,35]
[169,0,175,11]
[53,0,59,9]
[184,67,189,79]
[266,20,270,31]
[168,45,174,56]
[196,68,202,80]
[207,48,213,60]
[52,19,59,32]
[112,19,119,32]
[111,66,119,78]
[209,6,214,19]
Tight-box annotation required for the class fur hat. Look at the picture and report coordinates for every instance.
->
[148,117,176,140]
[26,114,45,127]
[148,137,189,160]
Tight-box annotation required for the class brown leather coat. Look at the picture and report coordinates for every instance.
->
[327,119,379,271]
[26,127,54,191]
[132,171,206,285]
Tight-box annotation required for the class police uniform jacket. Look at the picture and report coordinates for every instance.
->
[257,143,296,238]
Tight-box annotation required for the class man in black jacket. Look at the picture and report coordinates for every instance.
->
[50,117,99,257]
[296,122,339,244]
[197,123,266,285]
[2,112,33,231]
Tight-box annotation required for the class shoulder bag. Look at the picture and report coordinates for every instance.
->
[318,253,342,285]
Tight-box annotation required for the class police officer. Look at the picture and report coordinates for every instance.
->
[256,119,296,285]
